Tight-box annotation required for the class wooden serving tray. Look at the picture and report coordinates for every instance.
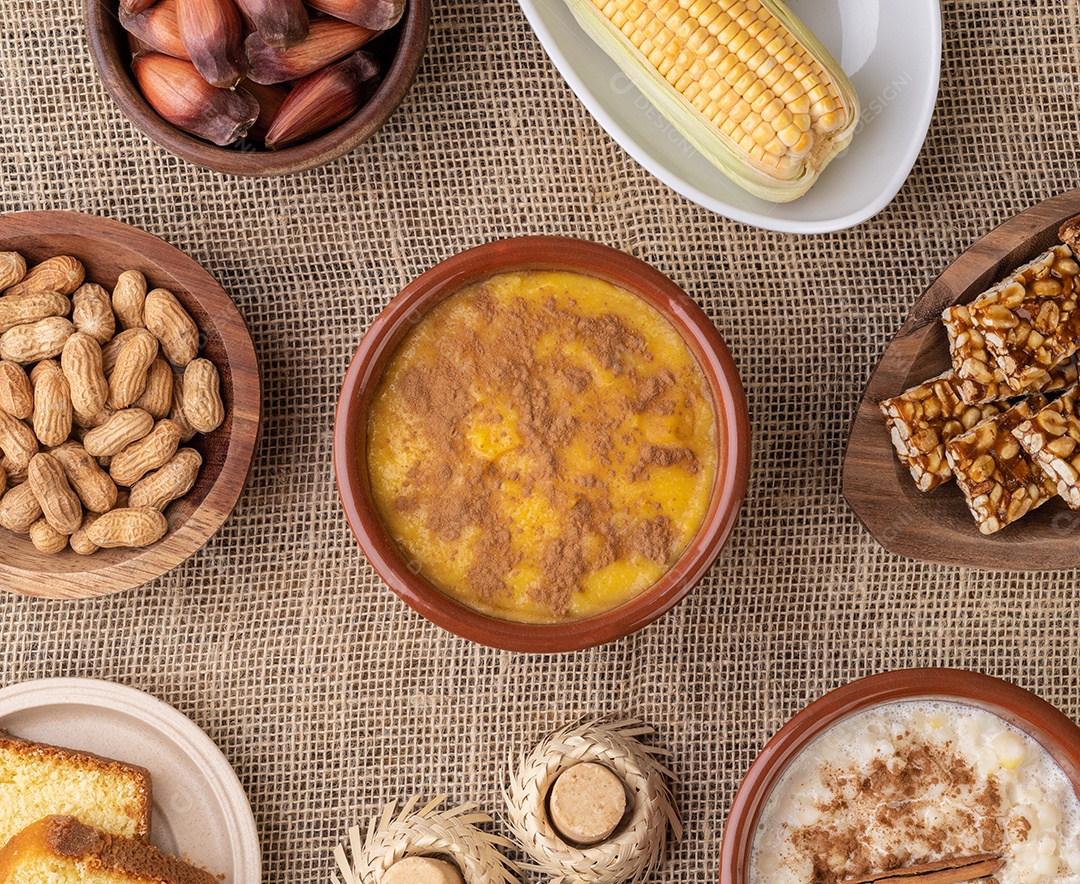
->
[843,189,1080,569]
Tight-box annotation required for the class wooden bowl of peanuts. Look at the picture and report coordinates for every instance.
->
[0,211,260,598]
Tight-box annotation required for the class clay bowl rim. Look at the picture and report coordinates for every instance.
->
[0,210,261,598]
[333,235,751,653]
[718,667,1080,884]
[83,0,432,177]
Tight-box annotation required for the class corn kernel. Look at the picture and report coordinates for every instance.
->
[581,0,856,192]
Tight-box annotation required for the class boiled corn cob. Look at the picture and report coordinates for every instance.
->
[565,0,860,202]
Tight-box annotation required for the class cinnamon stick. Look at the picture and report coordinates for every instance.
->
[838,854,1005,884]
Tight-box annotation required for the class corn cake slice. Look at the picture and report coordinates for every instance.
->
[944,395,1057,534]
[879,371,1006,491]
[0,816,217,884]
[1012,385,1080,509]
[0,730,151,848]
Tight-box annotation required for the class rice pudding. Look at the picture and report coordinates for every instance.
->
[750,700,1080,884]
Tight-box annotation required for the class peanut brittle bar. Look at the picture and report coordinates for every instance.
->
[942,302,1005,399]
[879,372,1006,491]
[944,395,1057,534]
[1012,385,1080,508]
[958,357,1077,405]
[950,245,1080,394]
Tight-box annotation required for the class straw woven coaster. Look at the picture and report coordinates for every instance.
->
[331,795,519,884]
[505,716,682,884]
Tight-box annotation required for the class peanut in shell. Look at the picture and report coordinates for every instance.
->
[69,513,101,556]
[0,251,26,291]
[71,283,116,345]
[107,327,158,409]
[0,291,71,335]
[144,287,199,366]
[82,407,154,457]
[169,370,197,441]
[30,360,73,448]
[133,356,173,419]
[4,255,84,298]
[62,332,110,418]
[29,518,69,554]
[51,442,119,514]
[110,419,182,486]
[0,360,33,419]
[0,410,39,471]
[27,452,83,535]
[73,403,117,431]
[111,270,147,330]
[0,483,42,534]
[0,317,75,364]
[182,358,224,433]
[0,454,27,487]
[129,447,202,511]
[86,507,168,549]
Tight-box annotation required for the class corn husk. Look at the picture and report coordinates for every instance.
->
[563,0,860,202]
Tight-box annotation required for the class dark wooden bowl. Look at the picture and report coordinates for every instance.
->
[84,0,431,176]
[843,188,1080,569]
[0,211,261,598]
[719,669,1080,884]
[334,236,752,653]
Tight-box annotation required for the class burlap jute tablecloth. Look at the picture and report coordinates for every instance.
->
[2,1,1080,881]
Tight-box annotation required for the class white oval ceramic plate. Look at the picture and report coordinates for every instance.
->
[517,0,942,233]
[0,678,261,884]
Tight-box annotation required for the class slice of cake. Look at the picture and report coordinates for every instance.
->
[0,731,152,848]
[0,816,217,884]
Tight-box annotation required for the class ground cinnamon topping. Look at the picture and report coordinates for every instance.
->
[790,733,1006,884]
[618,514,674,563]
[366,270,718,622]
[751,703,1080,884]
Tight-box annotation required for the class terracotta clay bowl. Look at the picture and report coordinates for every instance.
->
[84,0,431,176]
[333,236,751,653]
[0,211,260,598]
[719,668,1080,884]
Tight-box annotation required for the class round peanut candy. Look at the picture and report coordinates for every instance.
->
[381,856,463,884]
[548,762,627,845]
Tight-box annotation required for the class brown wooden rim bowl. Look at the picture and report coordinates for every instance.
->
[718,668,1080,884]
[843,187,1080,569]
[333,235,751,653]
[84,0,431,176]
[0,211,261,598]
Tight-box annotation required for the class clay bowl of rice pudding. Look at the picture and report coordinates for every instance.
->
[720,669,1080,884]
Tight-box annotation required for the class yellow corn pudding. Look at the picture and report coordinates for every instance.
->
[366,270,718,623]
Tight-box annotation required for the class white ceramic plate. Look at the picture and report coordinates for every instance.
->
[0,678,261,884]
[517,0,942,233]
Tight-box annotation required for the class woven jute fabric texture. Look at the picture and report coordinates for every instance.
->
[2,0,1080,881]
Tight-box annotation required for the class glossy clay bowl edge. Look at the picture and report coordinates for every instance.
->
[85,0,431,176]
[334,236,751,653]
[719,668,1080,884]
